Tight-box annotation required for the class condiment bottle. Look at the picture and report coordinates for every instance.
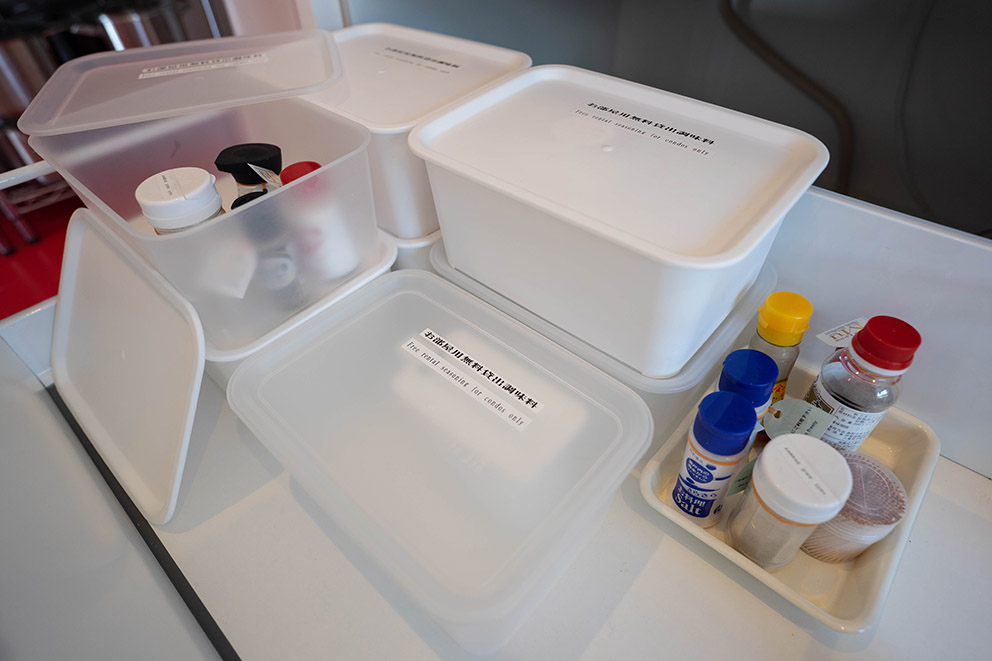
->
[803,315,921,452]
[727,433,852,569]
[672,391,756,528]
[215,143,282,196]
[718,348,778,452]
[134,167,223,235]
[801,452,907,563]
[748,291,813,404]
[234,191,305,309]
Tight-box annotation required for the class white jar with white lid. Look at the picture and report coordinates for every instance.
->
[135,167,223,234]
[728,433,852,569]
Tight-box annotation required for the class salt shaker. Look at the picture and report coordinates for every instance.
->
[727,433,852,569]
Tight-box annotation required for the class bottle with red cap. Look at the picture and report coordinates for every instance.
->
[803,315,922,451]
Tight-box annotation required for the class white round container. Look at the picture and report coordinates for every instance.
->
[728,433,852,569]
[802,452,907,563]
[135,167,223,234]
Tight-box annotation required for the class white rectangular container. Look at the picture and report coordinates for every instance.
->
[19,31,382,353]
[430,241,775,449]
[305,23,530,239]
[410,65,829,378]
[227,271,652,654]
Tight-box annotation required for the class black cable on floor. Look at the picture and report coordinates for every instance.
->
[46,385,242,661]
[718,0,855,195]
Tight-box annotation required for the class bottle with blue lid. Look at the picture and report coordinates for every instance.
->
[718,348,778,456]
[672,391,757,527]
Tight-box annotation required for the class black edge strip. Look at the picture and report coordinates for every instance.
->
[46,385,242,661]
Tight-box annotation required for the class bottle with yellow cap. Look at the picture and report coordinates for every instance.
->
[747,291,813,404]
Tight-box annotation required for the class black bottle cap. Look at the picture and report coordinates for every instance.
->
[214,143,282,185]
[231,190,268,209]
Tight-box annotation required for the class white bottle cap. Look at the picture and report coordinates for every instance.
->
[752,433,853,525]
[135,167,223,231]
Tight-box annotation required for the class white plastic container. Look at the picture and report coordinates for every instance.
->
[392,228,442,272]
[19,31,382,353]
[227,270,652,654]
[306,23,530,239]
[411,65,829,378]
[430,242,776,447]
[51,207,396,524]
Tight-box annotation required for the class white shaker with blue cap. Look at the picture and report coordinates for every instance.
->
[672,391,757,527]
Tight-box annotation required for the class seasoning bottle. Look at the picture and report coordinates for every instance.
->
[801,452,907,563]
[233,191,305,309]
[727,433,852,569]
[135,167,223,235]
[804,315,921,452]
[215,143,282,196]
[280,159,361,284]
[718,349,778,450]
[748,292,813,404]
[672,391,756,527]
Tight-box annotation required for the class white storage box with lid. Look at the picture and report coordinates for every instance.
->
[410,65,829,378]
[226,270,652,654]
[52,207,396,525]
[19,30,382,353]
[430,241,775,447]
[305,23,531,240]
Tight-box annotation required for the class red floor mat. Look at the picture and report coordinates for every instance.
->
[0,196,81,320]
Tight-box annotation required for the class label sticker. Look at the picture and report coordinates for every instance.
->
[804,376,884,451]
[778,442,841,502]
[727,458,757,496]
[403,329,540,430]
[573,101,716,157]
[763,398,834,440]
[138,53,268,79]
[373,45,461,75]
[816,316,869,348]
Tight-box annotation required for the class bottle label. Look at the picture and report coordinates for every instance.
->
[672,433,744,524]
[816,317,870,348]
[804,376,885,451]
[771,378,788,404]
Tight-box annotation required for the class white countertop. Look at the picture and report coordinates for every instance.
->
[2,186,990,659]
[145,373,991,660]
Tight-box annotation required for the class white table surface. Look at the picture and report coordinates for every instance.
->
[148,372,991,660]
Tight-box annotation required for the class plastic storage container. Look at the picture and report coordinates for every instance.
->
[50,207,396,524]
[431,242,776,447]
[306,23,531,239]
[19,31,382,352]
[411,65,828,378]
[226,270,652,654]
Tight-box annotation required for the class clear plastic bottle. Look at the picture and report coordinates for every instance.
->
[804,315,921,452]
[727,433,852,569]
[748,291,813,404]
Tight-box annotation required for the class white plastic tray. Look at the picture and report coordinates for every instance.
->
[639,364,940,632]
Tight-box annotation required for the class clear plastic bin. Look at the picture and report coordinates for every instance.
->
[19,31,381,351]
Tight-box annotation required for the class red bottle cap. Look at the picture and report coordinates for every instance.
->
[279,161,321,184]
[851,316,921,371]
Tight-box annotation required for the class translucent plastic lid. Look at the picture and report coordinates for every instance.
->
[19,30,344,136]
[227,271,652,620]
[323,23,531,131]
[410,65,829,264]
[53,208,204,525]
